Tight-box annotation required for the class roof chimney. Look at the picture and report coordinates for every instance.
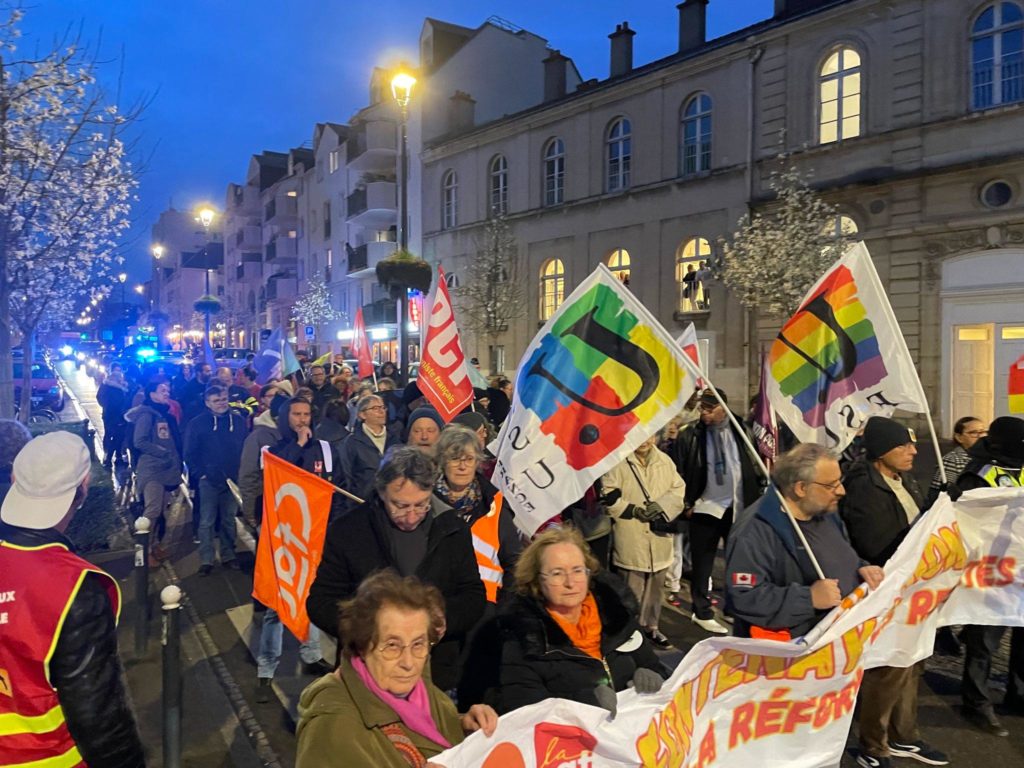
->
[609,22,636,78]
[448,91,476,134]
[678,0,709,53]
[543,50,569,101]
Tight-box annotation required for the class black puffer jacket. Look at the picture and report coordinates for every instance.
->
[497,571,666,714]
[839,459,923,566]
[670,416,765,509]
[0,524,145,767]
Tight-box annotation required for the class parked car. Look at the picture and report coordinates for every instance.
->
[13,361,66,411]
[214,347,253,370]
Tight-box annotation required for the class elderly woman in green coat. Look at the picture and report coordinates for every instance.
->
[296,571,498,767]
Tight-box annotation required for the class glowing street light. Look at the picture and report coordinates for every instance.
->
[196,207,215,229]
[152,244,164,259]
[390,71,416,109]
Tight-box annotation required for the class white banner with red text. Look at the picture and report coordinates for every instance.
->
[435,488,1024,768]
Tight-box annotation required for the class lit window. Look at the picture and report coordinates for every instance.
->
[681,94,712,176]
[606,117,631,192]
[819,47,862,144]
[489,155,508,216]
[442,170,458,230]
[543,138,565,206]
[972,3,1024,109]
[329,149,340,174]
[286,190,298,198]
[676,238,711,313]
[607,248,630,286]
[539,259,565,320]
[821,215,859,239]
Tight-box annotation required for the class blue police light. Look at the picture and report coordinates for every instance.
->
[136,347,157,360]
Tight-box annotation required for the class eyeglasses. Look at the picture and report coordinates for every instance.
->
[810,477,845,492]
[963,430,988,437]
[385,498,433,516]
[361,405,386,412]
[374,638,432,660]
[447,455,477,466]
[540,566,591,583]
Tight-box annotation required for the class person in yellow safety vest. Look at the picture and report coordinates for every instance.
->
[956,416,1024,738]
[0,432,145,767]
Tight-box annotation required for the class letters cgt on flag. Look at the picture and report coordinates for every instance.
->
[766,242,926,451]
[489,265,694,537]
[418,265,474,422]
[252,451,333,642]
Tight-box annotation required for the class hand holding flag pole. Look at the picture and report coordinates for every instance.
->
[676,351,827,581]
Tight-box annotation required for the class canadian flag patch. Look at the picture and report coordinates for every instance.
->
[731,572,757,587]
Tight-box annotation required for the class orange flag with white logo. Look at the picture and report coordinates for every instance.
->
[418,265,474,422]
[252,451,333,641]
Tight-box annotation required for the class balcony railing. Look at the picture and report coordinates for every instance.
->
[347,241,397,276]
[362,299,396,326]
[346,120,397,170]
[345,181,397,227]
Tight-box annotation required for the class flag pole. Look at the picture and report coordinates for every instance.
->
[677,352,827,580]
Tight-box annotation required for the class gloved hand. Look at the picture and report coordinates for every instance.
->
[631,668,665,694]
[600,487,622,507]
[593,684,617,719]
[648,516,683,535]
[619,504,642,520]
[940,482,963,502]
[635,501,665,523]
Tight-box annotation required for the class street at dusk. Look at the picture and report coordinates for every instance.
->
[2,1,1024,767]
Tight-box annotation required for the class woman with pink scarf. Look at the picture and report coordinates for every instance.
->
[296,571,497,767]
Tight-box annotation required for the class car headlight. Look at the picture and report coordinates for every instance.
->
[49,386,60,395]
[60,345,73,356]
[98,365,106,374]
[76,352,85,361]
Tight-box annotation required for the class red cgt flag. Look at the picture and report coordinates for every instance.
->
[418,265,474,422]
[351,306,375,380]
[252,451,333,642]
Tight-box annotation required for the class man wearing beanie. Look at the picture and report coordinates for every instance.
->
[671,388,765,635]
[406,406,444,456]
[0,432,145,767]
[955,416,1024,737]
[840,417,947,768]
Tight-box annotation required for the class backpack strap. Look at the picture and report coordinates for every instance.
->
[319,440,333,475]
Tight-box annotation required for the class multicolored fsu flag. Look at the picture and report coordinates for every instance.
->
[489,265,695,536]
[418,265,474,422]
[766,242,927,450]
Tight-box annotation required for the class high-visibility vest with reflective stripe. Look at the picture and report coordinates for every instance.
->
[0,540,121,767]
[976,463,1024,488]
[471,492,504,603]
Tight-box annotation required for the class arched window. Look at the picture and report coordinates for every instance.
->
[539,258,565,320]
[606,117,632,192]
[821,214,860,239]
[442,170,457,229]
[489,154,508,216]
[819,47,862,144]
[445,271,461,289]
[675,237,712,313]
[607,248,630,286]
[543,138,565,206]
[681,94,712,176]
[972,2,1024,109]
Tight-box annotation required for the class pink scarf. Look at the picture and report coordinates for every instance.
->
[350,656,451,749]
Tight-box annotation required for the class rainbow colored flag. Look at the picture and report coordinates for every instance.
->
[766,242,927,449]
[490,266,695,536]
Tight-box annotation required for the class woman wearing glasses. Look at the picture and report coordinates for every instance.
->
[496,528,667,717]
[296,571,497,767]
[925,416,987,509]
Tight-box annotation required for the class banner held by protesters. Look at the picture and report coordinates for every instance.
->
[417,265,475,422]
[252,451,333,642]
[252,327,301,385]
[489,264,694,537]
[351,306,377,383]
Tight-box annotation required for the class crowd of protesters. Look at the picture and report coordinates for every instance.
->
[2,344,1023,767]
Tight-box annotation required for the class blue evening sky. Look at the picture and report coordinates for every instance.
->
[22,1,774,284]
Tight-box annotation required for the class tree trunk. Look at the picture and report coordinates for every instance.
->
[18,328,35,424]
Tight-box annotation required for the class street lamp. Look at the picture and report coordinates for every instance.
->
[391,67,416,381]
[151,244,164,259]
[194,207,218,357]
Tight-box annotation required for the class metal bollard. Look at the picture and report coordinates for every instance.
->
[161,585,183,768]
[133,517,150,656]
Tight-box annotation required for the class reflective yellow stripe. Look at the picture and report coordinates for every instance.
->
[42,572,90,689]
[1,743,83,768]
[0,703,66,736]
[0,542,69,553]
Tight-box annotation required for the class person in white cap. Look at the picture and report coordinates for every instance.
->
[0,431,145,767]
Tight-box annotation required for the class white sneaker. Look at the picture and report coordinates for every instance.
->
[691,614,729,634]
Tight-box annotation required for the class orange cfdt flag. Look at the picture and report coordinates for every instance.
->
[252,451,333,641]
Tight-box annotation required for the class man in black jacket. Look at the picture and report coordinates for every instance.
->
[184,384,248,576]
[956,416,1024,737]
[270,397,344,518]
[840,417,948,768]
[670,388,764,634]
[306,446,485,691]
[306,364,340,417]
[0,432,145,767]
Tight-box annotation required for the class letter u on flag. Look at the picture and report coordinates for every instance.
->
[765,242,927,450]
[489,265,695,537]
[252,451,333,641]
[418,265,474,422]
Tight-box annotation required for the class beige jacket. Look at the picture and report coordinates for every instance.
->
[602,447,686,572]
